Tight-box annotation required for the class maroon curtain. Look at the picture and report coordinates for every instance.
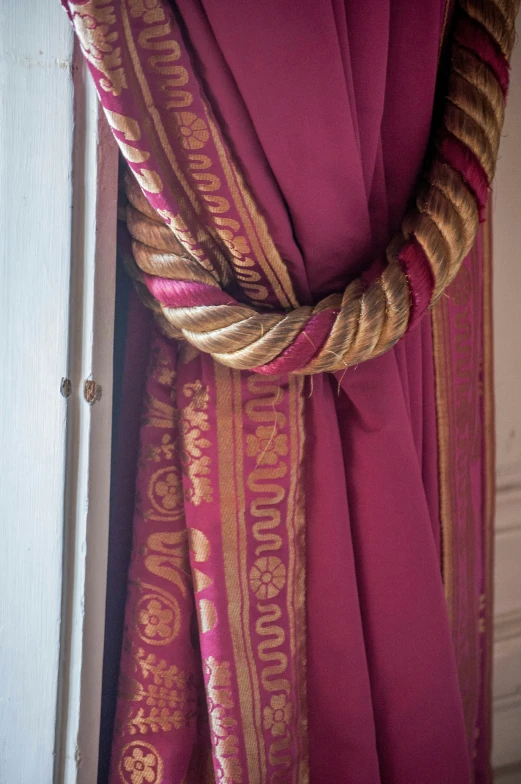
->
[68,1,495,781]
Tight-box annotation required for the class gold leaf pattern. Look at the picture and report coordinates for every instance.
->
[205,657,243,783]
[120,649,197,736]
[69,0,127,95]
[180,380,213,505]
[128,0,165,25]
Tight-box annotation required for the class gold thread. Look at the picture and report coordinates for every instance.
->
[205,110,297,310]
[287,375,309,783]
[432,292,454,622]
[116,0,518,375]
[214,363,266,783]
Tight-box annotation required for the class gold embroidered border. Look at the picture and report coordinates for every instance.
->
[432,297,455,621]
[119,0,231,282]
[118,0,298,309]
[215,363,266,783]
[215,364,308,783]
[432,230,486,750]
[287,375,309,782]
[205,111,298,309]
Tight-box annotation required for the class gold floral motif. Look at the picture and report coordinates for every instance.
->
[123,746,158,784]
[128,0,165,24]
[214,737,242,782]
[205,657,231,690]
[179,380,213,505]
[118,741,164,784]
[137,343,184,522]
[70,0,127,95]
[138,599,173,641]
[246,425,288,466]
[249,556,286,600]
[148,342,177,388]
[204,657,243,784]
[210,706,237,740]
[145,465,183,521]
[142,396,175,431]
[263,694,292,737]
[182,380,210,429]
[134,587,180,646]
[175,112,210,150]
[143,433,176,464]
[154,470,181,510]
[183,459,212,506]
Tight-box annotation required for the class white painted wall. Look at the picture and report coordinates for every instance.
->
[0,4,74,782]
[0,3,117,782]
[492,12,521,782]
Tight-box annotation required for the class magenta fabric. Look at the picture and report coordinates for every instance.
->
[83,0,498,779]
[156,0,469,780]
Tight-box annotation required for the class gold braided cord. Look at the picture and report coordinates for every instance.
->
[123,0,520,374]
[460,0,516,56]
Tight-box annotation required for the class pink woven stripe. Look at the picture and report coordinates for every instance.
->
[253,310,338,374]
[455,15,510,95]
[145,276,237,308]
[399,239,435,327]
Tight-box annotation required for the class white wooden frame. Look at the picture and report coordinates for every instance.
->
[0,4,117,781]
[54,53,118,784]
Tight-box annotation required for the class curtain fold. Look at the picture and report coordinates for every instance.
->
[62,1,498,782]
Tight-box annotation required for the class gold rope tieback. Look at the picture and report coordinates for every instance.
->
[123,0,519,375]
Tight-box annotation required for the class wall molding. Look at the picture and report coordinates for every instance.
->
[493,610,521,770]
[494,761,521,784]
[495,608,521,644]
[496,480,521,533]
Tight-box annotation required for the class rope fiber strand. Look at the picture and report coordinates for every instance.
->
[123,0,520,375]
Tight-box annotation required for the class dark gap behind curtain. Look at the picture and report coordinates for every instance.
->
[98,260,151,784]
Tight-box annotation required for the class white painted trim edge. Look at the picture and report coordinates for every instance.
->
[54,53,118,784]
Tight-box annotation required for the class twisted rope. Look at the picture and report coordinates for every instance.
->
[124,0,519,375]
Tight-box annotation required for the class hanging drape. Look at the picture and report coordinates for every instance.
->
[61,1,514,782]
